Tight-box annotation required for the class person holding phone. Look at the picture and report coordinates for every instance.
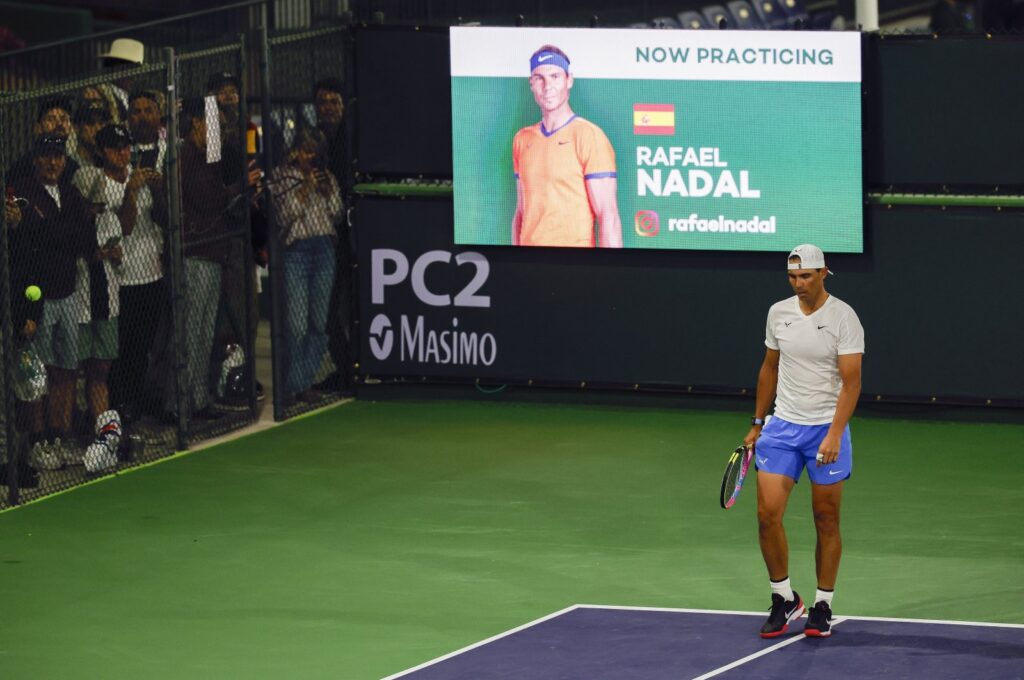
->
[270,127,343,404]
[72,123,160,466]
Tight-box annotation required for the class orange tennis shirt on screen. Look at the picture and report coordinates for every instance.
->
[513,116,617,247]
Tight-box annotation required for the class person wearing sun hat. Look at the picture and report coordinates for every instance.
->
[743,244,865,640]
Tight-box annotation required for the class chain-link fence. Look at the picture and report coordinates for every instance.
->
[1,24,357,507]
[0,61,180,503]
[263,26,354,420]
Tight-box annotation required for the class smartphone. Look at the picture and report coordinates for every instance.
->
[136,148,158,169]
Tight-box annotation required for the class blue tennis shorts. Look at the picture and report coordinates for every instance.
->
[754,416,853,485]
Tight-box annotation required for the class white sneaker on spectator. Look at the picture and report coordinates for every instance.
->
[30,440,63,471]
[83,410,121,473]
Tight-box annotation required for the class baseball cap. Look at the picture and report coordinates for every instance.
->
[33,134,67,156]
[95,124,132,149]
[207,72,239,93]
[787,244,833,273]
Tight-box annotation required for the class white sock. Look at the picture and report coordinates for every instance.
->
[770,577,794,602]
[815,588,834,607]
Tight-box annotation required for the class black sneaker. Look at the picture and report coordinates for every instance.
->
[760,592,805,638]
[804,601,833,637]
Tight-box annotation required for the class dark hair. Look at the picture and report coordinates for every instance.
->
[128,89,162,110]
[289,127,328,166]
[37,97,72,122]
[179,98,206,135]
[531,44,570,64]
[313,77,344,99]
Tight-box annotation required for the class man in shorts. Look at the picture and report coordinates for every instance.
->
[10,135,97,467]
[744,244,864,638]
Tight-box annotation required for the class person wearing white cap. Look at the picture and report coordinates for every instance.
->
[98,38,146,122]
[743,243,864,640]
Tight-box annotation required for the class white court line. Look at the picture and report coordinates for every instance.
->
[383,603,1024,678]
[576,604,1024,629]
[688,617,848,680]
[380,604,580,679]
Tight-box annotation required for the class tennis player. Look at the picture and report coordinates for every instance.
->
[511,45,623,248]
[744,244,864,638]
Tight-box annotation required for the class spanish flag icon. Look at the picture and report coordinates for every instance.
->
[633,103,675,135]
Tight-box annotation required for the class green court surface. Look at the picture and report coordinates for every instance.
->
[1,399,1022,678]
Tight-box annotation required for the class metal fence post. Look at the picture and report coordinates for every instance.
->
[0,99,20,505]
[258,25,287,422]
[235,33,260,419]
[163,46,189,451]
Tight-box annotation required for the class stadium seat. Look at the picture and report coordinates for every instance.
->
[775,0,811,26]
[727,1,766,28]
[677,10,711,28]
[750,0,791,29]
[702,4,732,28]
[651,15,682,28]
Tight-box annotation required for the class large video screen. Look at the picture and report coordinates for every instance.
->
[451,27,863,251]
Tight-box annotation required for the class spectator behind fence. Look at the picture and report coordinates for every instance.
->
[208,73,244,188]
[205,71,266,405]
[128,90,167,171]
[98,38,146,121]
[10,135,97,470]
[70,103,112,169]
[75,122,167,427]
[311,77,351,393]
[5,183,43,485]
[271,128,343,403]
[166,99,258,421]
[71,124,132,468]
[7,97,79,184]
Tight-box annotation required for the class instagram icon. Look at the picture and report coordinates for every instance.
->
[634,210,660,237]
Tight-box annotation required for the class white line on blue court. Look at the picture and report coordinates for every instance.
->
[382,603,1024,679]
[380,604,581,679]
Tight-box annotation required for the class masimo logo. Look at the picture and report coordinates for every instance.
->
[369,249,498,366]
[369,314,394,360]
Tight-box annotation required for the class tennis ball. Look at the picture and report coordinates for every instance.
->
[24,285,41,302]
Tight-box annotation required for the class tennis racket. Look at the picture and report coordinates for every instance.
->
[720,445,755,509]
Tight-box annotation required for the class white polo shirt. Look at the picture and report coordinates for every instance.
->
[765,294,865,425]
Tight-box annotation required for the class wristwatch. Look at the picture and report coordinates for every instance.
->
[751,417,765,426]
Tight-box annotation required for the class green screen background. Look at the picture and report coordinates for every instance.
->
[452,76,863,252]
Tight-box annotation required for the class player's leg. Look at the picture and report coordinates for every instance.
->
[754,417,808,637]
[803,425,852,637]
[756,471,805,637]
[756,471,795,580]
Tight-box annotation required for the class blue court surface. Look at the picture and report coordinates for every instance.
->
[384,605,1024,679]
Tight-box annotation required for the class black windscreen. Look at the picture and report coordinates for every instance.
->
[353,26,452,177]
[864,37,1024,188]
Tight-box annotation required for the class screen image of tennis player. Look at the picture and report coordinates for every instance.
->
[450,26,863,252]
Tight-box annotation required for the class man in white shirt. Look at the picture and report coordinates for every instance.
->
[744,244,864,639]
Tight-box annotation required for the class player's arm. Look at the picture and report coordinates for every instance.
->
[818,352,862,465]
[745,348,780,448]
[585,178,623,248]
[511,178,524,246]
